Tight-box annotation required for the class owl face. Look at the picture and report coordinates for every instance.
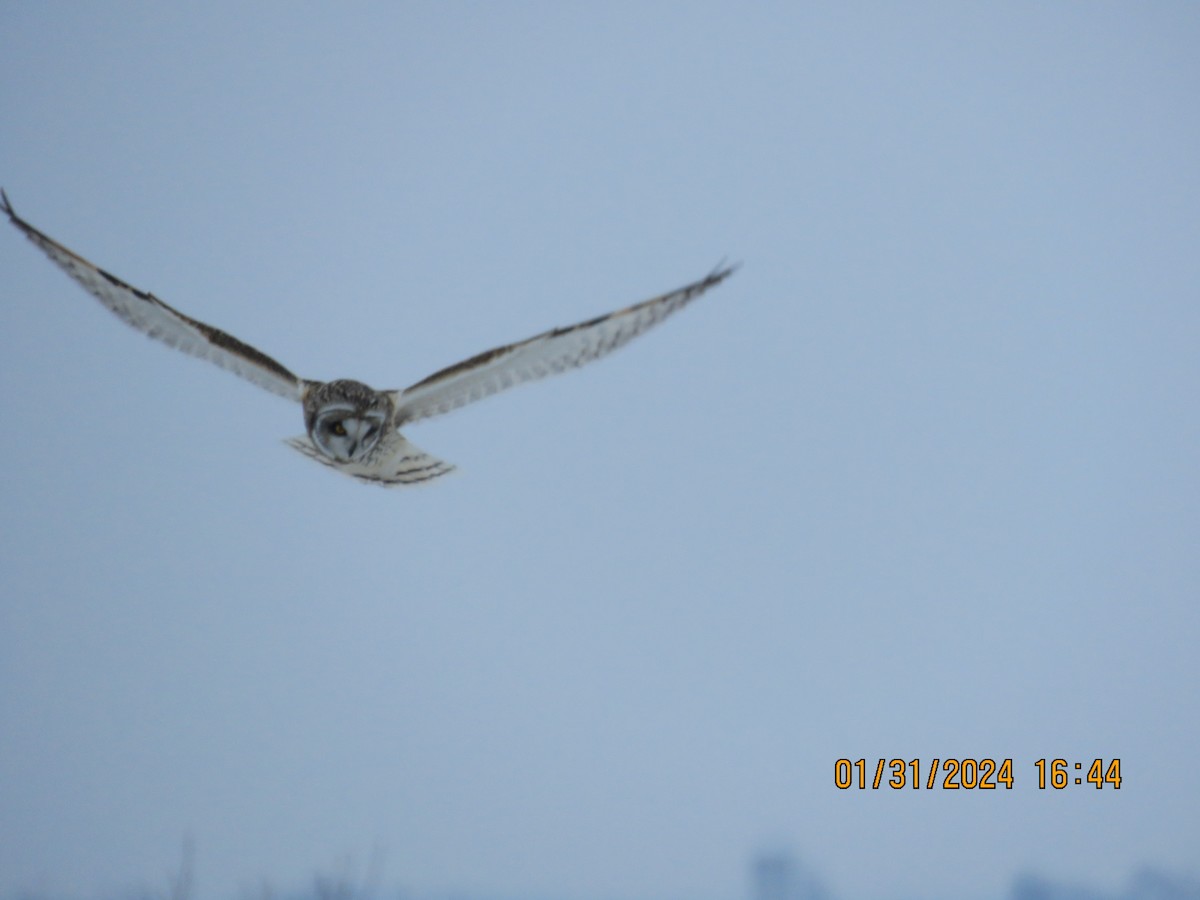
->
[304,379,394,462]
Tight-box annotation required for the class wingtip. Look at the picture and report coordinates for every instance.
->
[709,258,742,282]
[0,188,25,229]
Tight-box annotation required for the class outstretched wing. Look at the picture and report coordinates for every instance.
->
[3,190,304,402]
[285,432,455,487]
[392,263,737,425]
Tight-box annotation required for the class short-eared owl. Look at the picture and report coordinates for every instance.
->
[3,191,736,486]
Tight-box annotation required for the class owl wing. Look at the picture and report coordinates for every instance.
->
[285,432,455,487]
[391,263,737,425]
[3,190,304,402]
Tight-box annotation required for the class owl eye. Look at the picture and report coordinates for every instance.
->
[331,422,347,437]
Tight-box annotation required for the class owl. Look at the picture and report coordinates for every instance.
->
[3,190,736,486]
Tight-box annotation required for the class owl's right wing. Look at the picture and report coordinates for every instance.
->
[391,263,737,425]
[3,190,304,402]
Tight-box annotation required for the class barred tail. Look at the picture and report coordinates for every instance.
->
[286,433,456,487]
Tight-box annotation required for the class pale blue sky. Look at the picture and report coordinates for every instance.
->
[1,4,1197,900]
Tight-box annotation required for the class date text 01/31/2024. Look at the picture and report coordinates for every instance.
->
[833,758,1123,790]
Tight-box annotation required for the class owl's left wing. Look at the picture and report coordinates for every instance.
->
[3,190,304,402]
[392,263,737,425]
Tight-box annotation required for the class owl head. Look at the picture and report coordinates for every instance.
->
[303,379,395,462]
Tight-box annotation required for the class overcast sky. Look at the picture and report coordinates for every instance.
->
[1,4,1197,900]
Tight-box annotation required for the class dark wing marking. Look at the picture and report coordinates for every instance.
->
[392,263,737,425]
[3,190,304,401]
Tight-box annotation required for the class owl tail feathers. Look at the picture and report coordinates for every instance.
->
[285,433,456,488]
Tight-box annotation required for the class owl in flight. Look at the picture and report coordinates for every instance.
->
[3,190,736,486]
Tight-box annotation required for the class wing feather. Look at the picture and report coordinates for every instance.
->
[3,190,303,402]
[392,263,737,424]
